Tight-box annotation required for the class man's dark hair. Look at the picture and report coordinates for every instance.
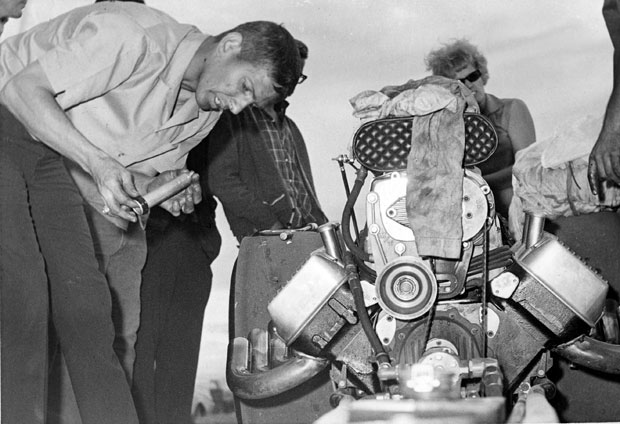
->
[296,39,308,61]
[284,39,308,97]
[216,21,301,102]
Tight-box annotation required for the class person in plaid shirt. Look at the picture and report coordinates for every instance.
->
[206,40,327,243]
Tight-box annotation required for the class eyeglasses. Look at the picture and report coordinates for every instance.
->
[298,74,308,85]
[459,69,482,84]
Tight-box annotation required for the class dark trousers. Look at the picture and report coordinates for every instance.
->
[132,209,220,424]
[0,107,138,424]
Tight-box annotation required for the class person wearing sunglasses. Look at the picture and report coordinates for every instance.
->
[425,38,536,219]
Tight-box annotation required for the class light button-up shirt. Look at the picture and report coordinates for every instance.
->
[0,3,221,227]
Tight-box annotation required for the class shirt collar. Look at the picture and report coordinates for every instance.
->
[159,95,200,130]
[158,29,208,131]
[246,101,289,124]
[159,28,207,89]
[273,100,289,121]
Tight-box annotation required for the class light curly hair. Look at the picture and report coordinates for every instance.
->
[425,39,489,85]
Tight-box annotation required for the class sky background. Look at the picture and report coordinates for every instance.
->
[3,0,614,401]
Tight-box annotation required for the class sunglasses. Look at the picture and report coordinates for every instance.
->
[298,73,308,85]
[459,69,482,84]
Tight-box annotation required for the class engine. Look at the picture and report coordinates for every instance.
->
[226,111,614,423]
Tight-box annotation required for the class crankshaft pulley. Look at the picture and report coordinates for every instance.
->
[376,256,437,320]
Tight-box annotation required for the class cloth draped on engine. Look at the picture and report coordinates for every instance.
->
[349,75,490,259]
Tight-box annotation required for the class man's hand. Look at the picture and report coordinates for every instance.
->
[148,169,202,216]
[90,156,141,222]
[588,131,620,196]
[590,45,620,197]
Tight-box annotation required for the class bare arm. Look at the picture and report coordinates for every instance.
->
[589,49,620,195]
[0,60,141,221]
[506,98,536,153]
[485,99,536,187]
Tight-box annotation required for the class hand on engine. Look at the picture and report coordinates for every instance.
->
[588,131,620,197]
